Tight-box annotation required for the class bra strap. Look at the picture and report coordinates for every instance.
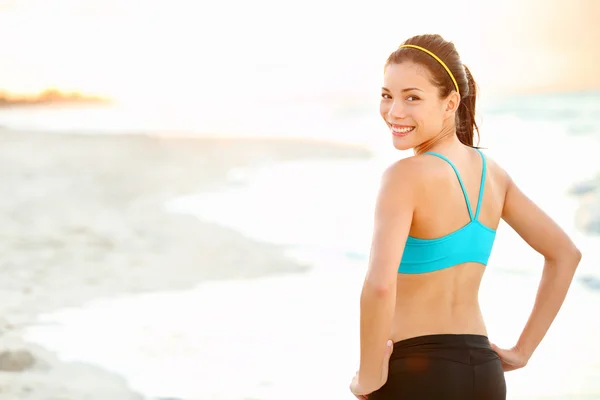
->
[424,151,474,220]
[473,148,487,220]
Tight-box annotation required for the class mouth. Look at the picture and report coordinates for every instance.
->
[389,124,415,137]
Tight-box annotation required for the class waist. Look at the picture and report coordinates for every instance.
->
[390,334,497,363]
[390,304,487,342]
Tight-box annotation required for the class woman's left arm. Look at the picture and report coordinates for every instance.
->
[356,160,416,391]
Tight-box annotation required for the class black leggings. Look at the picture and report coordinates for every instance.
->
[369,334,506,400]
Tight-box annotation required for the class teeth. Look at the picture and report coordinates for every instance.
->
[391,126,414,133]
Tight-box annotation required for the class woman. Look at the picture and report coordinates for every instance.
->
[349,34,582,399]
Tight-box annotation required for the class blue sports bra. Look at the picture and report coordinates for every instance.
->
[398,149,497,274]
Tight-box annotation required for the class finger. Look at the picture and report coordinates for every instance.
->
[490,343,507,357]
[384,340,393,364]
[387,339,394,356]
[502,362,520,372]
[382,340,394,373]
[500,358,522,372]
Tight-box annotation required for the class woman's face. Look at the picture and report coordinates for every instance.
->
[380,61,456,151]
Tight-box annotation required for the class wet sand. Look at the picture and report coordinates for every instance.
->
[0,128,371,399]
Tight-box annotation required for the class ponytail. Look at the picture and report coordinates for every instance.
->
[456,65,479,148]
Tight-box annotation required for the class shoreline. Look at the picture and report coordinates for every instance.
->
[0,128,372,399]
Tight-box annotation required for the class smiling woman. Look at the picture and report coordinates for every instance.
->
[350,33,582,400]
[380,39,479,152]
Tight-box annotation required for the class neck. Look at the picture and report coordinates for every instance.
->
[414,126,463,155]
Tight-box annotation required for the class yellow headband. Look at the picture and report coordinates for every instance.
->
[398,44,460,95]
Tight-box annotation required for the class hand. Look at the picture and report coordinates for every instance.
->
[489,342,529,372]
[350,340,394,399]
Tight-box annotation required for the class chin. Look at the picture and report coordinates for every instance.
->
[392,136,414,151]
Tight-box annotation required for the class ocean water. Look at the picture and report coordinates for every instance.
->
[5,92,600,399]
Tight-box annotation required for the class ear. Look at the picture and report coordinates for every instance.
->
[443,91,461,117]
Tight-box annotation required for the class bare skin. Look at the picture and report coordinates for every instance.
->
[350,62,582,398]
[389,147,501,342]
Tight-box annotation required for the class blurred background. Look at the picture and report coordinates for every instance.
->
[0,0,599,399]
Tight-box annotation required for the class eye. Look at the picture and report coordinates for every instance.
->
[381,93,392,99]
[406,95,420,102]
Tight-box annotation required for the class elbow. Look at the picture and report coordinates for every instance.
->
[571,246,582,266]
[546,243,582,269]
[362,278,394,297]
[565,244,582,267]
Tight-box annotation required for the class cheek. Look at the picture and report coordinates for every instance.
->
[379,101,390,119]
[415,106,438,129]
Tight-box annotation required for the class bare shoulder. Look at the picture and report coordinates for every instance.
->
[480,151,512,192]
[480,152,505,176]
[374,156,427,211]
[380,155,429,190]
[383,155,429,177]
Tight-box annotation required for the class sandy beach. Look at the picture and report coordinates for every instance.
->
[0,128,371,399]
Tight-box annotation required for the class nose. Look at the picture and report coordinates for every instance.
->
[387,101,406,120]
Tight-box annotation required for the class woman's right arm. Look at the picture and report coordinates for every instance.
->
[498,171,582,367]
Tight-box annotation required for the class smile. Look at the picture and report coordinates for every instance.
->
[390,125,415,136]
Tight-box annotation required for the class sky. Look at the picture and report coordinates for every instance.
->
[0,0,598,104]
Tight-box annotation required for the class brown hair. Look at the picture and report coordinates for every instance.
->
[386,34,480,147]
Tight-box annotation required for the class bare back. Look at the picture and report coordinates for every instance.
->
[390,147,508,342]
